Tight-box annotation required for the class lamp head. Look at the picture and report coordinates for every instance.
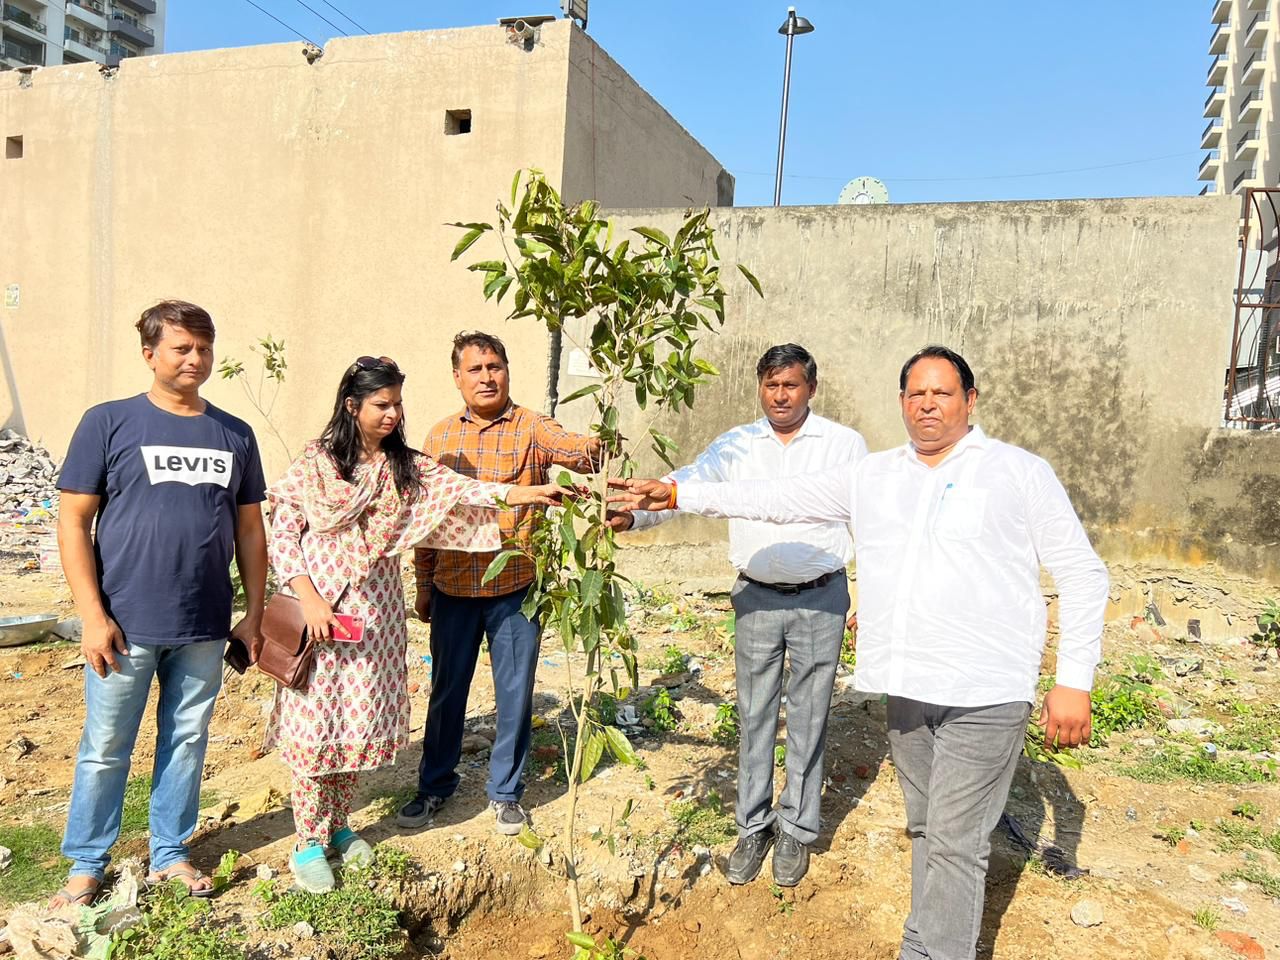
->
[778,7,815,35]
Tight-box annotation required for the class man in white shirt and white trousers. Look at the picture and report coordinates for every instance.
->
[614,345,1108,960]
[617,344,867,887]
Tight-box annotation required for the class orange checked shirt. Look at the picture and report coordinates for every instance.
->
[414,402,597,598]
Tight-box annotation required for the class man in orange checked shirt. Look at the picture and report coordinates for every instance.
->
[397,331,600,836]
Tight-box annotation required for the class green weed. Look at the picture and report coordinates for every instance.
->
[1116,748,1276,785]
[668,791,736,848]
[1232,801,1261,820]
[1213,820,1280,857]
[1217,706,1280,753]
[711,702,739,745]
[1251,599,1280,649]
[641,688,680,732]
[644,645,687,675]
[1155,825,1187,847]
[365,786,418,822]
[1090,675,1159,743]
[769,882,794,916]
[1222,863,1280,898]
[110,881,245,960]
[774,744,787,767]
[1192,906,1220,931]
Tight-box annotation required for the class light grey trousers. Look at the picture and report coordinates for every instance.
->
[730,573,849,845]
[887,696,1032,960]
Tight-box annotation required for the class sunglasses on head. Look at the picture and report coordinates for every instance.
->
[351,355,401,374]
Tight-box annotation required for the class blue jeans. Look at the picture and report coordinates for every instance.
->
[416,586,540,803]
[62,639,226,880]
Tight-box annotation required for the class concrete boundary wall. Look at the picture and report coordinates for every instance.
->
[554,197,1280,584]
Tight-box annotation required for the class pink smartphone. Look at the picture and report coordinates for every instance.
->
[331,614,365,643]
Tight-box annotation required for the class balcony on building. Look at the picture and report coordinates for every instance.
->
[63,25,106,61]
[1249,0,1267,9]
[1,36,41,66]
[1203,117,1224,148]
[1210,20,1233,54]
[1245,7,1270,46]
[1200,183,1218,195]
[1233,166,1260,190]
[1213,0,1233,23]
[1200,150,1222,180]
[1238,89,1264,121]
[1243,47,1268,84]
[64,0,109,33]
[1208,53,1229,84]
[2,3,47,44]
[114,0,157,13]
[1235,128,1261,159]
[1206,86,1227,117]
[109,11,154,48]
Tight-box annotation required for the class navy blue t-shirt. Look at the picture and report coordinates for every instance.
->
[57,394,267,646]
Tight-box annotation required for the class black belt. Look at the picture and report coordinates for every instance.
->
[738,570,842,596]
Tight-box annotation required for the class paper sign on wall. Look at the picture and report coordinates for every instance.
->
[4,284,17,308]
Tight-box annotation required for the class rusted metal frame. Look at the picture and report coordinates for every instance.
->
[1225,187,1280,424]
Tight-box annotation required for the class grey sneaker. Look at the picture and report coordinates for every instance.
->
[491,800,528,836]
[725,827,775,884]
[771,830,809,887]
[395,793,447,829]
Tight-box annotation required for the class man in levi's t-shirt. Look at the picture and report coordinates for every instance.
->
[52,301,267,906]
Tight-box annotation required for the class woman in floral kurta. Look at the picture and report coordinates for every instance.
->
[264,357,558,892]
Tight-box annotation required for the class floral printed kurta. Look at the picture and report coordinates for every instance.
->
[265,442,511,777]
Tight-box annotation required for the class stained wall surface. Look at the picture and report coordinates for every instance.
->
[554,197,1280,583]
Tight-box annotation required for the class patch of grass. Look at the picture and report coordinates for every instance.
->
[257,846,411,960]
[1217,705,1280,753]
[1222,863,1280,898]
[365,786,417,822]
[0,822,68,905]
[1213,820,1280,857]
[1232,801,1261,820]
[643,645,687,674]
[668,791,736,848]
[1155,825,1186,847]
[1090,675,1159,743]
[111,881,245,960]
[1115,748,1277,785]
[1192,905,1220,931]
[121,776,220,842]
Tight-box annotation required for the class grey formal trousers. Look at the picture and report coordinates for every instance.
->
[887,696,1032,960]
[730,573,849,845]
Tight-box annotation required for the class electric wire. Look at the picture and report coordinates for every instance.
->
[319,0,371,35]
[291,0,349,37]
[239,0,319,46]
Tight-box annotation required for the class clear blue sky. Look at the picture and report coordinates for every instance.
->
[167,1,1210,207]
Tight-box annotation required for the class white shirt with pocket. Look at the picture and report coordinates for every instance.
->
[629,413,867,584]
[677,426,1109,706]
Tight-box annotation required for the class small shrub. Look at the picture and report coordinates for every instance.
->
[1192,905,1220,931]
[711,702,739,745]
[110,882,245,960]
[1232,801,1261,820]
[1251,599,1280,649]
[1155,825,1186,847]
[642,688,680,732]
[1090,675,1158,743]
[1222,863,1280,898]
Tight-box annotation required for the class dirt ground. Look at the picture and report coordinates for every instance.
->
[2,540,1279,960]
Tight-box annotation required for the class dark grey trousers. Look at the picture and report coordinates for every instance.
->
[887,696,1032,960]
[730,573,849,845]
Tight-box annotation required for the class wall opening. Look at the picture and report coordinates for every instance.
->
[445,109,472,135]
[5,137,22,160]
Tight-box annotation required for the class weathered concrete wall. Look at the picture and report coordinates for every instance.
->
[555,197,1280,585]
[0,21,729,477]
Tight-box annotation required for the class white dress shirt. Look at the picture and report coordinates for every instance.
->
[630,412,867,584]
[678,426,1109,706]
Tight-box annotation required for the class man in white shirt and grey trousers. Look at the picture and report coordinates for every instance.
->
[616,344,867,887]
[613,345,1109,960]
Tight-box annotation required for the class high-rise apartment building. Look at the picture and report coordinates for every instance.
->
[1201,0,1274,198]
[1,0,165,70]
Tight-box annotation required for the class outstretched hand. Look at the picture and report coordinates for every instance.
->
[606,477,673,513]
[506,483,568,507]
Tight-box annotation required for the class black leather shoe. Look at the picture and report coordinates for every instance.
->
[726,827,775,884]
[771,830,809,887]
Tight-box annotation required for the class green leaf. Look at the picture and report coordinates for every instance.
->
[579,729,606,782]
[451,225,489,261]
[516,824,544,850]
[510,168,522,206]
[566,932,597,950]
[632,226,671,249]
[580,569,604,609]
[515,237,554,257]
[482,549,522,585]
[560,382,603,405]
[737,263,764,297]
[603,725,638,765]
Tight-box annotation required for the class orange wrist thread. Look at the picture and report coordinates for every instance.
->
[667,480,678,511]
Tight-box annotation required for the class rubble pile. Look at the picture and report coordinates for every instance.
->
[0,429,58,511]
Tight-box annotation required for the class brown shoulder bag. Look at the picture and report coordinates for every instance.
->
[228,593,313,690]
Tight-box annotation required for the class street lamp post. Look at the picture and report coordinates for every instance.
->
[773,6,814,206]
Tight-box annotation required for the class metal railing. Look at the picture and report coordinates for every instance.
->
[1,39,40,63]
[1201,184,1216,195]
[2,3,46,34]
[1225,188,1280,426]
[66,0,105,15]
[1247,8,1270,33]
[1244,48,1269,76]
[1201,151,1222,173]
[1204,118,1224,139]
[63,26,106,54]
[110,11,154,39]
[1211,20,1232,46]
[1207,86,1225,109]
[1208,54,1227,80]
[1234,167,1258,189]
[1238,90,1261,119]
